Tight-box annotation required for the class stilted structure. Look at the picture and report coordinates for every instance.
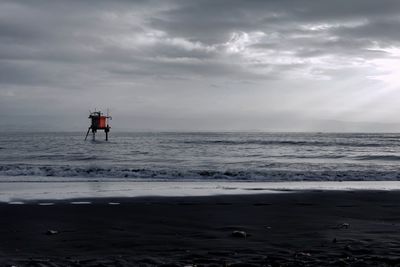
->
[85,110,111,141]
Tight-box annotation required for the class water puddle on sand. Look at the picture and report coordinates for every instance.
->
[8,201,24,205]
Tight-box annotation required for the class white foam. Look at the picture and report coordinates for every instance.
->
[1,165,400,182]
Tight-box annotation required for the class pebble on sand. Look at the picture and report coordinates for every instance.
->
[338,223,350,229]
[231,230,247,238]
[45,229,59,235]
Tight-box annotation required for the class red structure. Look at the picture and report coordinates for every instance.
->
[85,110,111,141]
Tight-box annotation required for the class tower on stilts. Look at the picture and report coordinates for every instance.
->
[84,110,111,141]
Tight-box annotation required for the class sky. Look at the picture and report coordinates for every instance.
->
[1,0,400,132]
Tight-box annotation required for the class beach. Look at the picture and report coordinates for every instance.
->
[2,189,400,266]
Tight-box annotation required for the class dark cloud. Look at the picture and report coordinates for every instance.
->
[334,18,400,45]
[2,0,399,82]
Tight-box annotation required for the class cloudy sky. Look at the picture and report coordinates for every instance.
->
[1,0,400,131]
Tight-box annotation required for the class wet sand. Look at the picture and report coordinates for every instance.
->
[1,190,400,266]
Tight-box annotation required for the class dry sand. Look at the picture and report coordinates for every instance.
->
[1,190,400,266]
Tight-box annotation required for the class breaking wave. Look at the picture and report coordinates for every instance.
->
[1,164,400,181]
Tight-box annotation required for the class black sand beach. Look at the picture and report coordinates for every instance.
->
[2,190,400,266]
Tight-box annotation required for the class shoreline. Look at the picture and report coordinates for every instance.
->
[2,190,400,266]
[1,180,400,203]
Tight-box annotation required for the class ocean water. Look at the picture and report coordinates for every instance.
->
[1,132,400,182]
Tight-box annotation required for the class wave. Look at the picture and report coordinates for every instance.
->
[354,155,400,161]
[1,164,400,181]
[30,155,100,161]
[183,139,385,147]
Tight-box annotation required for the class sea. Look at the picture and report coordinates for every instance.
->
[1,132,400,182]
